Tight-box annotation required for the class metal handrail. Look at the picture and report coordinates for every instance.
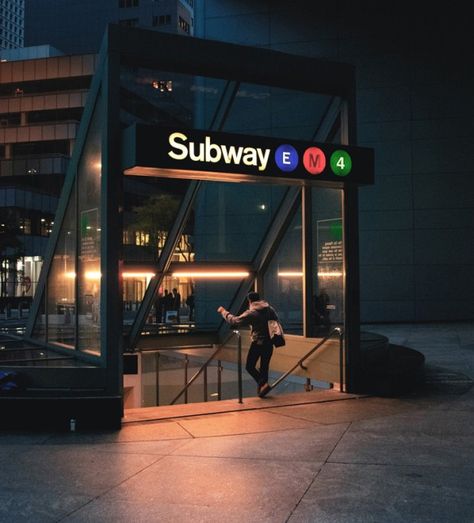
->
[269,327,344,393]
[169,330,243,405]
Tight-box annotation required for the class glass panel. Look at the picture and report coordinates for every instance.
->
[312,187,344,334]
[77,97,102,355]
[123,177,189,265]
[120,66,228,129]
[193,182,287,262]
[122,177,190,330]
[149,278,241,332]
[222,83,332,140]
[31,286,46,342]
[119,67,334,140]
[46,188,76,346]
[264,204,303,335]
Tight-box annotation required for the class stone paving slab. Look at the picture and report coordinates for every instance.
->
[63,455,321,523]
[287,462,474,523]
[171,424,349,462]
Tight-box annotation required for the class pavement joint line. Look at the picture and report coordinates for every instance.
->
[123,393,370,425]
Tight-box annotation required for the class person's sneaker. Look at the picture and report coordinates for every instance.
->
[258,383,271,398]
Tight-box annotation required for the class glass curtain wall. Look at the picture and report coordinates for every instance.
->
[120,64,342,341]
[313,188,344,335]
[32,93,104,356]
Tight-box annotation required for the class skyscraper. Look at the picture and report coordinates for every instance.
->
[0,0,24,49]
[25,0,194,54]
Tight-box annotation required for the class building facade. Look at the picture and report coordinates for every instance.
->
[195,2,474,323]
[25,0,194,54]
[0,49,97,312]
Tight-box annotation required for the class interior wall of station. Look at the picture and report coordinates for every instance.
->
[197,2,474,322]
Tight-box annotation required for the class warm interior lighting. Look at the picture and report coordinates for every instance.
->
[172,271,250,279]
[278,271,303,277]
[122,272,155,279]
[318,271,343,277]
[85,271,101,280]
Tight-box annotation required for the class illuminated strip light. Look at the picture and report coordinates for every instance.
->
[318,271,343,277]
[64,271,102,280]
[85,271,101,280]
[172,271,250,279]
[122,272,155,279]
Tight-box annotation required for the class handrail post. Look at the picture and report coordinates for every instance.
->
[170,330,239,405]
[235,330,243,404]
[217,360,222,400]
[184,354,189,404]
[338,328,344,392]
[155,351,160,406]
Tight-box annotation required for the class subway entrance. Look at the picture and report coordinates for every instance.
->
[120,124,372,409]
[11,26,373,429]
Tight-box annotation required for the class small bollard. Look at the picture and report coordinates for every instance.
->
[69,418,76,432]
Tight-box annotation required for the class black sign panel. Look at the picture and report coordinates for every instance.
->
[123,124,374,185]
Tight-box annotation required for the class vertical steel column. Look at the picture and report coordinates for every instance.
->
[102,37,123,414]
[302,185,314,338]
[341,97,361,393]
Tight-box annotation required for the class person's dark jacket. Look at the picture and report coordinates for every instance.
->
[220,300,279,343]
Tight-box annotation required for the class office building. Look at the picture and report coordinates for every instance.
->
[25,0,194,54]
[1,0,195,315]
[0,48,97,312]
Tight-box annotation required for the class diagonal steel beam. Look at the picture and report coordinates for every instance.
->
[126,180,200,351]
[217,186,301,340]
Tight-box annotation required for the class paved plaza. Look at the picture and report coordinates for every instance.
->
[0,322,473,522]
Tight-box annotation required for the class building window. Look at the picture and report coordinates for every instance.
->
[119,0,139,7]
[178,16,190,34]
[19,217,31,235]
[40,218,53,237]
[134,231,149,246]
[152,14,171,26]
[119,18,139,27]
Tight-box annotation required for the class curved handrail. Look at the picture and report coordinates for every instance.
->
[269,327,344,393]
[169,330,242,405]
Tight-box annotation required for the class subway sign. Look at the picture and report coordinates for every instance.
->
[123,124,374,185]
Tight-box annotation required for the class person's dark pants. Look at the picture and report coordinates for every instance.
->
[246,339,274,386]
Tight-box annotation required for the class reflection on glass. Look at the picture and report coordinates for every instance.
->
[120,66,227,130]
[45,189,76,346]
[223,84,332,140]
[193,182,287,262]
[264,205,303,335]
[312,188,344,335]
[77,97,102,355]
